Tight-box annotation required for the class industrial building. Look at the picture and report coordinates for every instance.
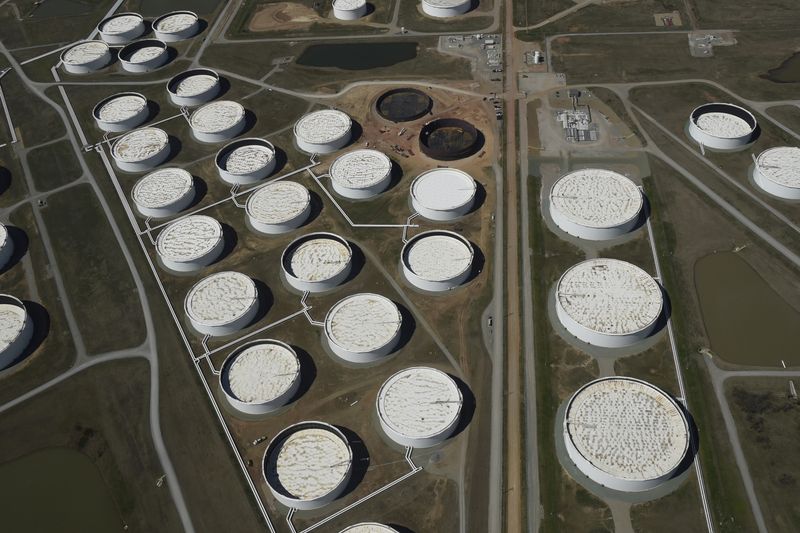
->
[190,100,247,143]
[132,168,196,218]
[111,127,170,172]
[263,421,353,510]
[411,168,477,220]
[92,92,149,132]
[167,69,221,107]
[0,223,14,270]
[119,39,169,73]
[340,524,398,533]
[156,215,224,272]
[549,168,644,240]
[184,271,259,336]
[0,294,33,370]
[563,377,691,492]
[332,0,368,20]
[97,12,145,44]
[324,293,403,363]
[215,138,276,184]
[402,230,474,292]
[421,0,473,18]
[294,109,352,154]
[329,149,393,199]
[153,11,200,42]
[377,366,463,448]
[753,146,800,200]
[246,181,311,234]
[688,102,757,150]
[556,258,664,348]
[219,340,301,415]
[281,232,353,292]
[60,41,112,74]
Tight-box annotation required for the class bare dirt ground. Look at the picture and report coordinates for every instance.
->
[248,2,321,32]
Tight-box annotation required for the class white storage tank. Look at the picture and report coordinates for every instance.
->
[215,138,276,184]
[97,12,145,44]
[556,258,664,348]
[156,215,224,272]
[563,377,691,492]
[263,421,353,510]
[92,92,149,132]
[549,168,644,240]
[219,340,301,415]
[167,68,221,107]
[0,223,14,270]
[324,293,403,363]
[281,232,353,293]
[377,366,463,448]
[111,127,170,172]
[688,103,757,150]
[332,0,368,20]
[184,271,259,336]
[131,168,195,218]
[60,41,111,74]
[119,39,170,73]
[329,149,393,199]
[421,0,472,18]
[190,100,246,143]
[401,230,474,292]
[0,295,34,370]
[153,11,200,42]
[294,109,352,154]
[246,181,311,235]
[340,524,398,533]
[411,168,477,221]
[753,146,800,200]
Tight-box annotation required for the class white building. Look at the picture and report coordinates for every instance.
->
[688,102,757,150]
[753,146,800,200]
[184,271,259,336]
[401,230,474,292]
[281,233,353,292]
[410,168,477,221]
[246,181,311,234]
[156,215,224,272]
[324,293,403,363]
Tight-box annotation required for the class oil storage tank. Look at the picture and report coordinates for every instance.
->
[131,168,196,218]
[190,100,246,143]
[60,41,111,74]
[215,138,276,184]
[153,11,200,42]
[119,39,169,73]
[281,232,353,292]
[401,230,474,292]
[97,12,145,44]
[421,0,473,17]
[184,271,259,336]
[410,168,477,221]
[156,215,224,272]
[0,295,34,370]
[332,0,368,19]
[92,92,149,132]
[753,146,800,200]
[324,293,403,363]
[246,181,311,234]
[0,223,14,270]
[688,102,757,150]
[329,149,393,199]
[167,69,221,107]
[111,127,170,172]
[294,110,352,154]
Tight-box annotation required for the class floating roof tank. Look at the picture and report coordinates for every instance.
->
[324,293,403,363]
[753,146,800,200]
[329,149,393,199]
[119,39,170,73]
[410,168,477,221]
[332,0,368,20]
[377,366,463,448]
[167,68,221,107]
[92,92,149,132]
[688,102,757,150]
[563,377,691,492]
[184,271,259,336]
[190,100,246,143]
[131,168,195,218]
[281,232,353,293]
[215,138,276,184]
[0,223,14,270]
[263,421,353,510]
[153,11,200,42]
[339,524,399,533]
[156,215,224,272]
[220,340,301,415]
[549,168,644,240]
[246,181,311,235]
[97,12,145,44]
[401,230,474,292]
[0,295,34,370]
[421,0,473,17]
[555,258,664,348]
[60,41,112,74]
[111,127,170,172]
[294,109,352,154]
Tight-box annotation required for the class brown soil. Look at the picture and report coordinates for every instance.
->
[248,2,320,32]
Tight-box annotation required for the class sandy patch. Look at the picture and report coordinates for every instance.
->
[248,2,321,31]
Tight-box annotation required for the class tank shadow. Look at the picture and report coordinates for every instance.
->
[336,425,370,499]
[289,344,317,403]
[446,374,475,441]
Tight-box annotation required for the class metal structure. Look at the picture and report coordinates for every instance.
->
[92,92,149,132]
[167,68,221,107]
[281,232,353,293]
[132,168,195,218]
[190,100,246,143]
[111,127,170,172]
[294,109,352,154]
[324,293,403,363]
[119,39,169,73]
[401,230,474,292]
[60,41,111,74]
[329,149,393,199]
[215,138,276,184]
[688,102,757,150]
[153,11,200,42]
[97,12,145,44]
[156,215,224,272]
[184,271,259,336]
[246,181,311,234]
[410,168,477,221]
[753,146,800,200]
[0,294,33,370]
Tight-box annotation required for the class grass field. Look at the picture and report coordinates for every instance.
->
[397,0,495,33]
[27,140,83,192]
[692,0,798,29]
[631,471,706,532]
[766,105,800,135]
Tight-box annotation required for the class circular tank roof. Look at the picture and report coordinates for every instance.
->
[339,524,398,533]
[246,181,310,225]
[157,215,222,263]
[294,110,352,144]
[94,93,147,123]
[330,149,392,190]
[324,293,402,354]
[170,70,219,97]
[377,367,462,440]
[756,146,800,190]
[691,103,756,139]
[286,235,351,282]
[0,298,27,353]
[190,101,245,134]
[405,232,473,282]
[219,142,274,175]
[99,13,142,34]
[268,423,352,501]
[557,258,663,336]
[185,271,258,328]
[411,168,477,212]
[155,11,198,33]
[62,41,109,65]
[112,128,168,163]
[423,0,470,5]
[124,42,167,64]
[0,222,8,248]
[565,377,689,483]
[132,168,193,209]
[224,341,300,404]
[550,169,643,229]
[333,0,366,9]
